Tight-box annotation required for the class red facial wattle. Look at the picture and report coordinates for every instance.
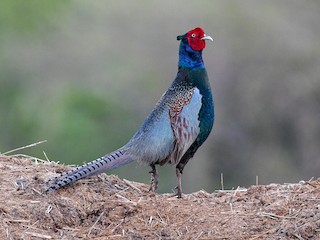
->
[186,27,206,51]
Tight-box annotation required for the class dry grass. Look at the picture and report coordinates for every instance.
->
[0,154,320,239]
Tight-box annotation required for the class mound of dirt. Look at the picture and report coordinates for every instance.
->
[0,154,319,239]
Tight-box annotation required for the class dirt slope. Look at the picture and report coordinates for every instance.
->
[0,154,319,239]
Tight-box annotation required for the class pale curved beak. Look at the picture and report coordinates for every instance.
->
[201,34,213,42]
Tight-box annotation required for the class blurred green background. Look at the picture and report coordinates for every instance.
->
[1,0,320,193]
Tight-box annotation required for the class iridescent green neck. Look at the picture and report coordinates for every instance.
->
[178,39,205,69]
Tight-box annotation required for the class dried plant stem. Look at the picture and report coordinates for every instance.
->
[3,140,47,155]
[221,173,224,190]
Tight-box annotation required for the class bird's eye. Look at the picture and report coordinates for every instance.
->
[191,33,196,38]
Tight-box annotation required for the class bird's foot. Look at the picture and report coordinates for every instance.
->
[148,164,158,193]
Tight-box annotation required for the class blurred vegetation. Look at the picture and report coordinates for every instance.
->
[1,1,320,193]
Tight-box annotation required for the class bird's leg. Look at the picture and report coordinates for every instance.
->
[175,168,183,198]
[149,164,158,193]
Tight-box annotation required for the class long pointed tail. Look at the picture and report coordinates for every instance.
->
[45,149,133,193]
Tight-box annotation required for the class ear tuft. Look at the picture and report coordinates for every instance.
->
[177,35,184,41]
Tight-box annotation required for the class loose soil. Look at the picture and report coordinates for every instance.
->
[0,154,319,239]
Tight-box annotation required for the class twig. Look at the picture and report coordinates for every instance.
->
[249,228,274,240]
[215,188,247,193]
[306,181,320,188]
[6,154,46,162]
[220,173,224,190]
[43,151,50,161]
[7,219,30,223]
[115,194,137,205]
[62,227,80,231]
[259,211,296,220]
[293,233,306,240]
[45,205,53,215]
[148,216,153,225]
[229,186,245,204]
[3,140,47,155]
[22,221,41,231]
[157,211,167,224]
[123,179,142,193]
[24,232,52,239]
[88,211,104,237]
[194,231,203,240]
[107,234,123,238]
[111,219,124,233]
[32,188,42,195]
